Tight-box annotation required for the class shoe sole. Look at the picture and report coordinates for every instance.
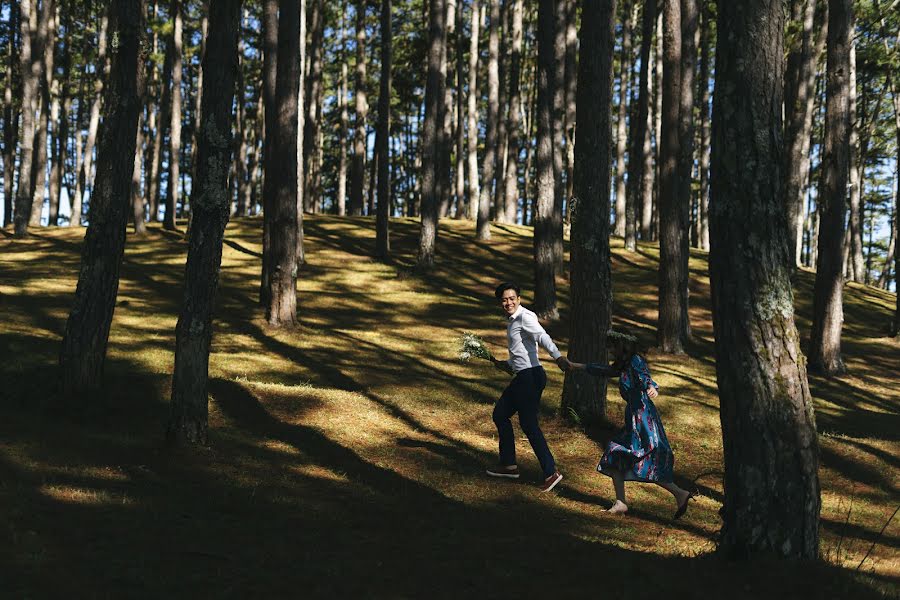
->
[541,474,563,492]
[486,470,520,479]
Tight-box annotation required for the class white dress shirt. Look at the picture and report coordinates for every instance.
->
[505,305,561,373]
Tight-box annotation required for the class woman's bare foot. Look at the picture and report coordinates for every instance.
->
[606,500,628,514]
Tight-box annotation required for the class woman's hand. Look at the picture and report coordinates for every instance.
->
[647,386,659,400]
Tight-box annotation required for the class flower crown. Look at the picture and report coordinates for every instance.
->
[606,329,637,343]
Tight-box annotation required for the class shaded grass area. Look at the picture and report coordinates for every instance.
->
[0,217,898,597]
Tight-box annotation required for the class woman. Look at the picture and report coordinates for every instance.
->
[566,330,693,518]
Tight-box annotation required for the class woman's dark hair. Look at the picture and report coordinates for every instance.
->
[495,282,521,300]
[607,331,642,371]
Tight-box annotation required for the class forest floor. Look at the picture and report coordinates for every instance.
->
[1,216,898,598]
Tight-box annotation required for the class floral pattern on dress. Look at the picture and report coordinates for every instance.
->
[587,354,675,483]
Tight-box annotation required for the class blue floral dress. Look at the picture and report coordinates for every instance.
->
[586,354,674,483]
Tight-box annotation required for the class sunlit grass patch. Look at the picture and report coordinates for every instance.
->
[1,217,898,596]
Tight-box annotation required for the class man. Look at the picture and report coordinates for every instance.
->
[487,282,567,492]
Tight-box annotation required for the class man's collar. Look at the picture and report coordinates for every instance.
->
[507,305,525,321]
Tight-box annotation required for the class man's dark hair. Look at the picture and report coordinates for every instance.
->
[495,282,521,300]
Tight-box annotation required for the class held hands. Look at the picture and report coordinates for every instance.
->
[647,386,659,400]
[556,356,572,372]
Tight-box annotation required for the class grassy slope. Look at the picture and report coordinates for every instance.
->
[0,216,897,598]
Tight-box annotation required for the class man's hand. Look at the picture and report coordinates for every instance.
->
[491,356,513,375]
[555,356,570,372]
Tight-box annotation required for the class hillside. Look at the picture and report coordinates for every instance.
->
[0,216,897,597]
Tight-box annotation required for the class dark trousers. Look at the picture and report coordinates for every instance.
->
[492,366,556,478]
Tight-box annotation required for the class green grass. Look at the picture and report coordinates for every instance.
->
[1,216,898,598]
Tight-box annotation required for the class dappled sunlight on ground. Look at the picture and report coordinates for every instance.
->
[0,218,897,596]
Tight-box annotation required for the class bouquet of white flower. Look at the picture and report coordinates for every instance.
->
[458,332,494,362]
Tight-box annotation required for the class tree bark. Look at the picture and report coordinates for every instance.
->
[562,0,615,424]
[628,0,655,249]
[59,0,146,397]
[164,0,184,231]
[417,0,448,269]
[551,0,566,270]
[454,0,466,218]
[502,0,523,224]
[189,0,209,215]
[13,0,38,235]
[563,0,578,211]
[533,0,558,320]
[303,0,324,213]
[476,0,499,239]
[697,0,710,251]
[614,0,634,238]
[168,0,242,445]
[27,0,53,228]
[336,2,349,216]
[657,0,689,353]
[259,0,278,307]
[784,0,819,268]
[846,31,864,283]
[348,0,368,216]
[466,0,480,221]
[263,0,301,326]
[131,105,147,235]
[710,0,820,561]
[809,0,852,376]
[144,3,162,221]
[49,2,69,227]
[2,0,18,228]
[375,0,391,259]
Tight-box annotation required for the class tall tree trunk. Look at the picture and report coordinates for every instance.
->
[657,0,688,353]
[677,0,696,333]
[144,2,161,221]
[296,0,307,265]
[259,0,278,307]
[417,0,448,269]
[2,0,18,228]
[650,12,662,240]
[892,74,900,336]
[454,0,466,218]
[502,0,523,224]
[846,32,864,283]
[439,0,456,219]
[50,2,70,227]
[550,0,566,270]
[348,0,367,216]
[70,13,109,226]
[697,0,710,251]
[466,0,480,221]
[164,0,183,231]
[189,0,209,214]
[563,0,578,211]
[337,3,349,216]
[375,0,392,259]
[27,0,53,228]
[533,0,558,319]
[476,0,499,239]
[48,2,64,226]
[710,0,820,561]
[784,0,819,268]
[303,0,323,213]
[629,0,655,247]
[131,107,147,235]
[263,0,301,326]
[168,0,242,445]
[59,0,146,396]
[13,0,38,236]
[233,11,247,216]
[809,0,851,376]
[562,0,615,424]
[614,0,634,238]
